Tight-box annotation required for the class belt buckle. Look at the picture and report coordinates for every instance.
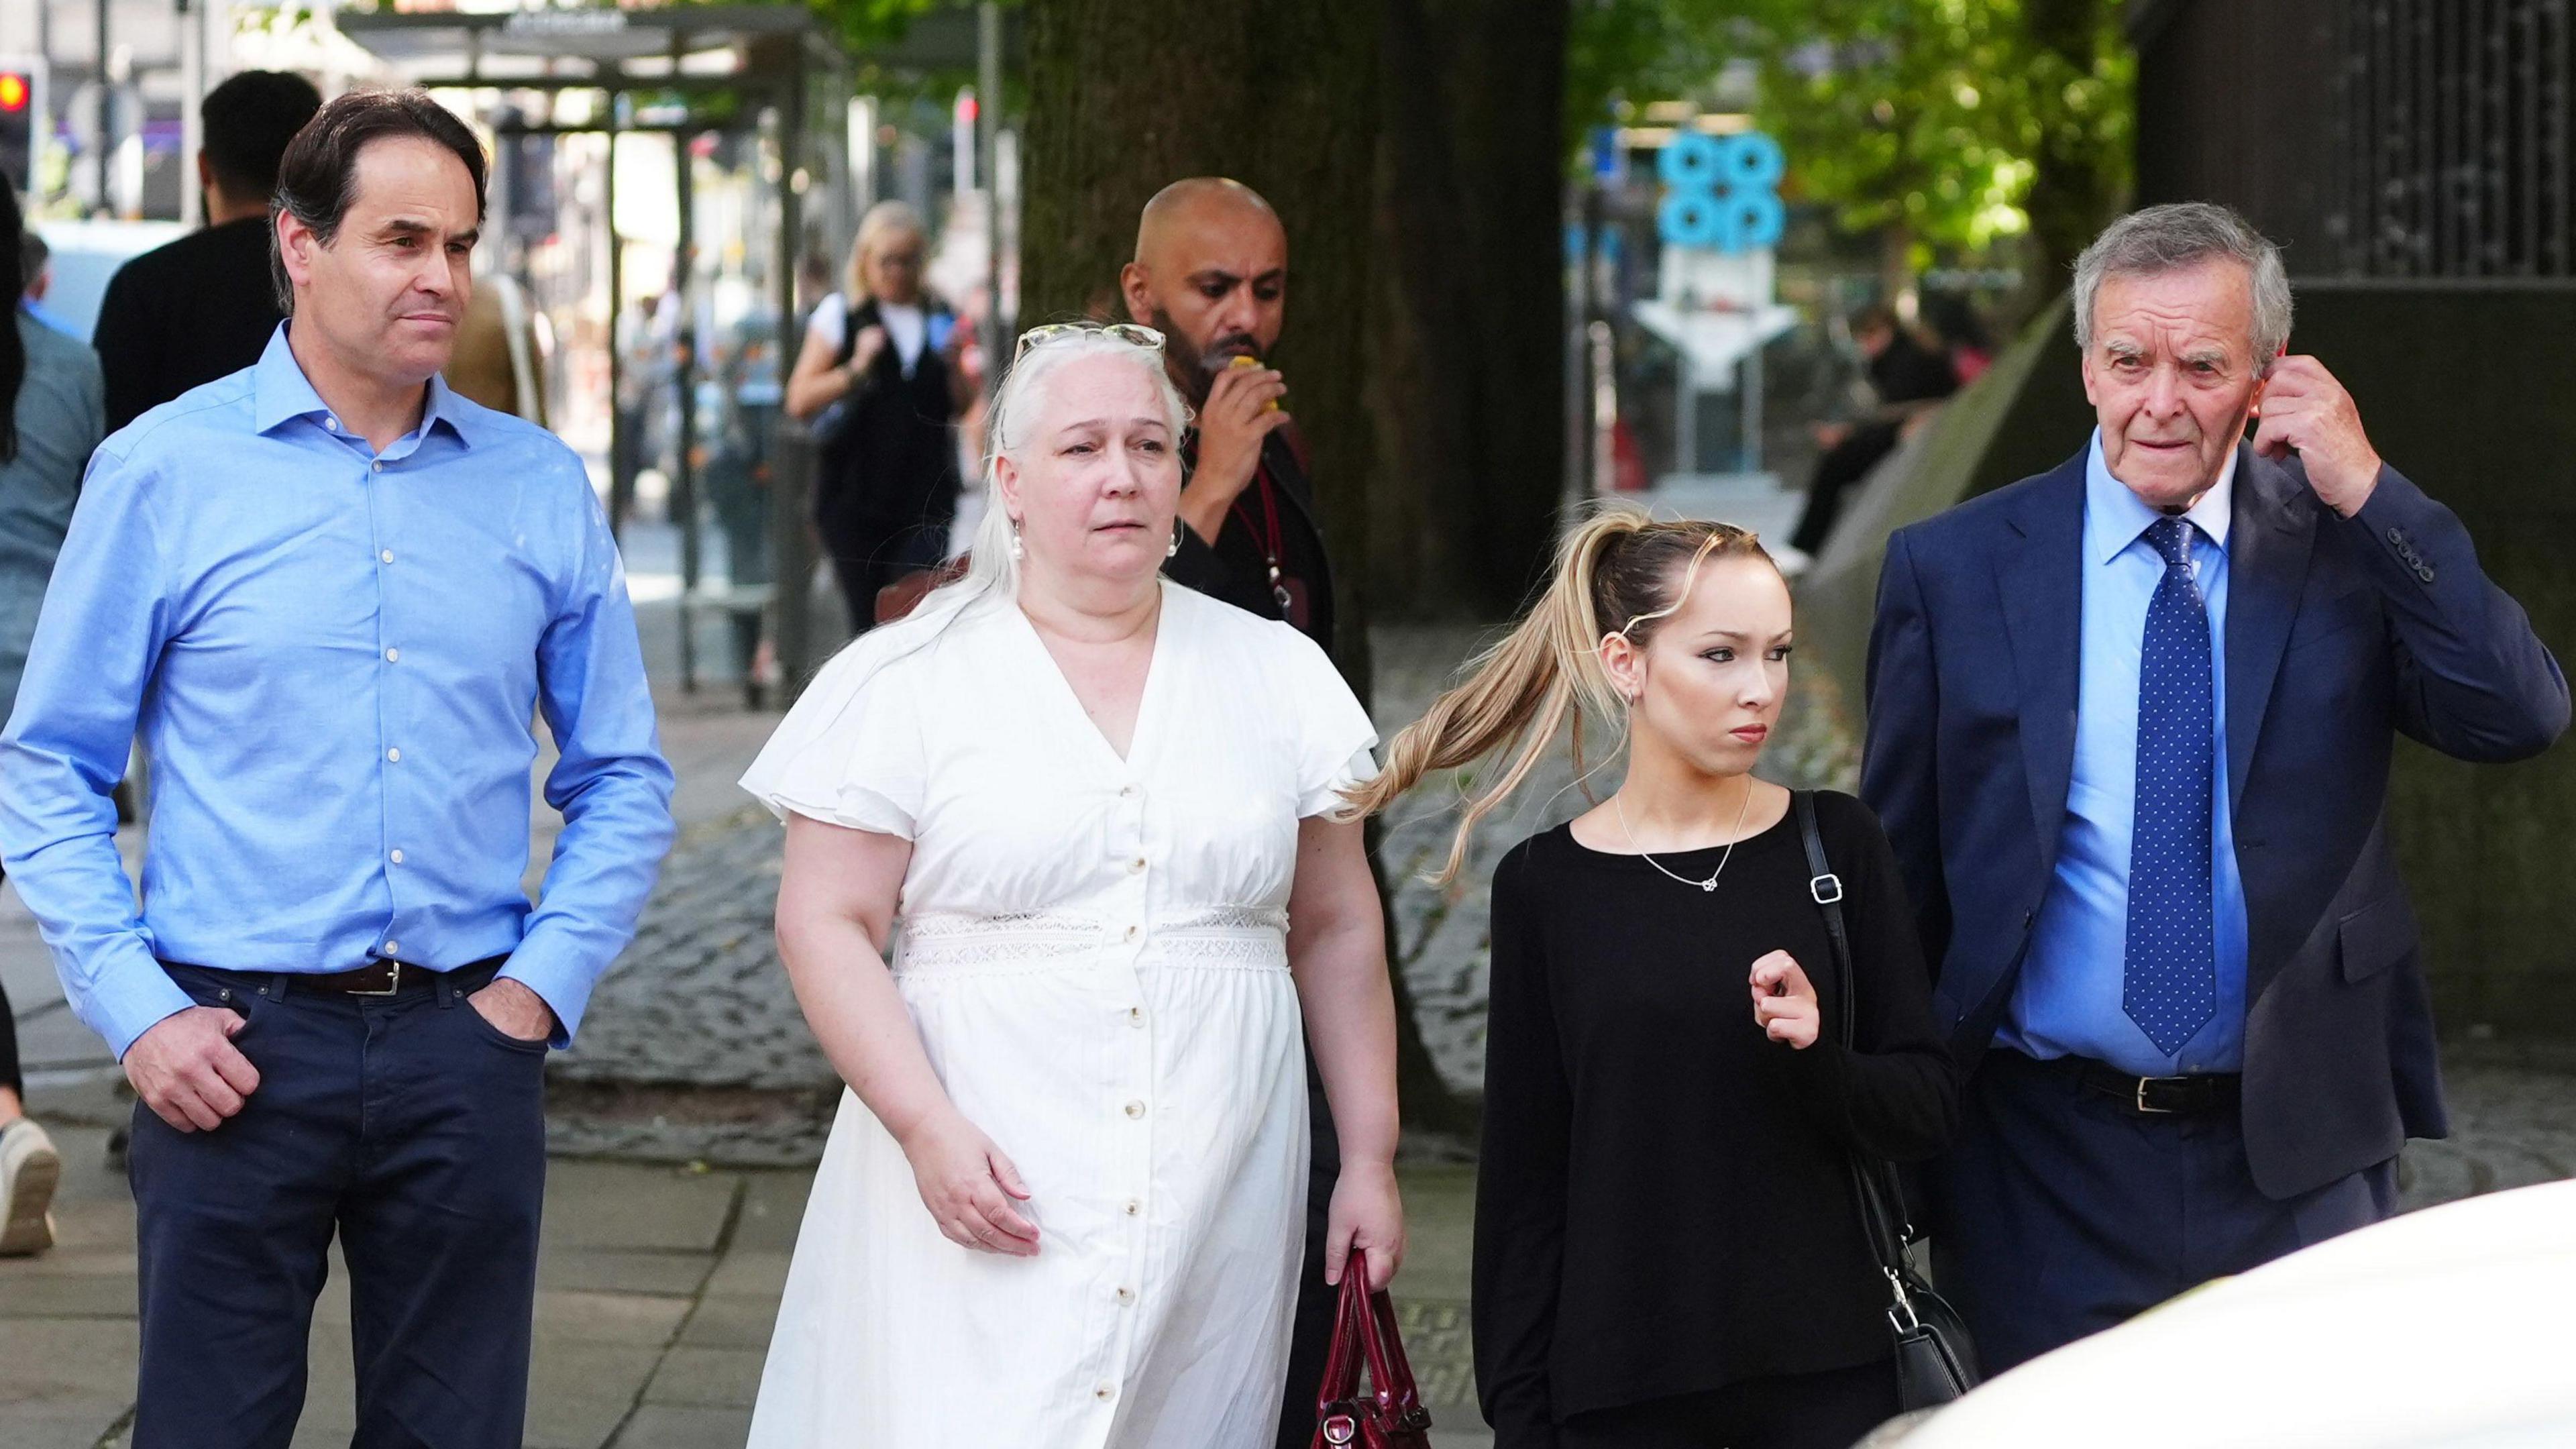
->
[352,961,402,998]
[2135,1076,2177,1114]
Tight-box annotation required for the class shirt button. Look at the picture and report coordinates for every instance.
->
[1123,924,1138,942]
[1118,785,1136,799]
[1128,857,1146,873]
[1128,1006,1144,1028]
[1123,1100,1146,1120]
[383,940,400,956]
[384,647,400,663]
[1115,1287,1135,1305]
[1094,1385,1115,1402]
[386,747,402,763]
[380,549,394,564]
[372,460,384,472]
[325,415,339,431]
[1124,1199,1141,1216]
[390,849,405,865]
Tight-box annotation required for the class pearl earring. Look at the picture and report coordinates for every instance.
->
[1167,523,1183,559]
[1008,519,1025,561]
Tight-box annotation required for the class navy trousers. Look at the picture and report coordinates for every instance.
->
[129,962,547,1449]
[1929,1049,2396,1374]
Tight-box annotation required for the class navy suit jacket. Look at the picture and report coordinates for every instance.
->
[1860,443,2568,1199]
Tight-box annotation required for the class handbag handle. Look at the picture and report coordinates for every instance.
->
[1791,792,1916,1280]
[1311,1250,1433,1446]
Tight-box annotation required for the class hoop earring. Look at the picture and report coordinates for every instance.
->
[1008,519,1026,562]
[1167,522,1183,559]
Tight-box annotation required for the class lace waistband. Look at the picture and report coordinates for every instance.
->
[894,906,1289,975]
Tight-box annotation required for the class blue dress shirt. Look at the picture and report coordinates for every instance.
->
[0,326,676,1058]
[2002,430,2251,1077]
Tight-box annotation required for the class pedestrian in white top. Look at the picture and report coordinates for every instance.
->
[739,321,1406,1448]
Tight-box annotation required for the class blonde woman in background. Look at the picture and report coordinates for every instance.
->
[741,323,1405,1446]
[785,201,973,633]
[1345,511,1957,1448]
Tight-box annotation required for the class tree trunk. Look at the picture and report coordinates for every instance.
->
[1366,0,1572,620]
[2021,0,2128,290]
[1022,0,1470,1130]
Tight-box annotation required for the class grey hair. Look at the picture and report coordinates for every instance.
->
[2072,203,2292,375]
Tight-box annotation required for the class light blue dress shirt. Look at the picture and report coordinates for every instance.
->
[2002,430,2251,1077]
[0,326,676,1058]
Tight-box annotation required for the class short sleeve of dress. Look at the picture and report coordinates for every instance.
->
[739,632,925,838]
[804,294,848,356]
[1275,626,1379,819]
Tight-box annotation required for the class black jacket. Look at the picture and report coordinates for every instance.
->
[92,218,286,431]
[1165,426,1336,651]
[813,298,962,547]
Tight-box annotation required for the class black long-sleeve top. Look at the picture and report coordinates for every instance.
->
[1472,792,1959,1446]
[91,218,287,432]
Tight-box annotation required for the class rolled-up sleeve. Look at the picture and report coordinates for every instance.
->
[0,445,193,1059]
[502,477,676,1044]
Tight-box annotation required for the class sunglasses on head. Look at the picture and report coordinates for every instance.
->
[1012,321,1166,362]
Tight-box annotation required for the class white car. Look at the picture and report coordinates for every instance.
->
[1866,1178,2576,1448]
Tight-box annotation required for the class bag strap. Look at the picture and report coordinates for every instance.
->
[1792,792,1913,1282]
[1313,1254,1371,1421]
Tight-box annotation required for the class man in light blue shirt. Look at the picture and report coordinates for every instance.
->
[2003,432,2253,1078]
[0,91,674,1449]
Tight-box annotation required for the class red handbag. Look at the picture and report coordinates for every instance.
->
[1308,1251,1434,1448]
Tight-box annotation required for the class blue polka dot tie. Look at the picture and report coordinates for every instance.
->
[2126,517,2217,1057]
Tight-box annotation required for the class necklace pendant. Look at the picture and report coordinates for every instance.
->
[1701,878,1718,892]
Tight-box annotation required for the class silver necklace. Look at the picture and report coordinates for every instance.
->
[1613,778,1756,893]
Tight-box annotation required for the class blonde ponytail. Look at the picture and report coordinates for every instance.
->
[1342,504,1769,883]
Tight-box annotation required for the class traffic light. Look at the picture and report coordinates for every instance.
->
[0,60,40,192]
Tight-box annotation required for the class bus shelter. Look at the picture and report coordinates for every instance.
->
[334,4,857,698]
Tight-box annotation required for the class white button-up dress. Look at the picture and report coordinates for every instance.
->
[739,581,1377,1448]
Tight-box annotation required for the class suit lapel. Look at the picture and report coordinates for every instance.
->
[1996,455,2088,875]
[2223,445,2317,810]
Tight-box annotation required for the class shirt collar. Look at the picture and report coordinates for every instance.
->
[2084,427,2237,566]
[250,321,478,449]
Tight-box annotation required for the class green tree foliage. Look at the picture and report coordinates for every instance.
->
[1568,0,2132,274]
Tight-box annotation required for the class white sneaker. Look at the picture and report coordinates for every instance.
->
[0,1116,61,1256]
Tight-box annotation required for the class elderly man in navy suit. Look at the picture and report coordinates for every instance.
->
[1862,202,2567,1373]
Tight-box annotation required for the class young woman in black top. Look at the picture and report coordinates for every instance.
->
[1346,511,1958,1448]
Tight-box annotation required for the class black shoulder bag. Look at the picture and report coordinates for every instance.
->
[1792,790,1981,1410]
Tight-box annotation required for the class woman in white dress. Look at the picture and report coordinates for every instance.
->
[739,323,1407,1447]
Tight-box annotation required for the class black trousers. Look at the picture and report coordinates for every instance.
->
[1273,1051,1341,1448]
[1788,421,1904,557]
[129,961,547,1449]
[1556,1359,1900,1449]
[826,521,951,635]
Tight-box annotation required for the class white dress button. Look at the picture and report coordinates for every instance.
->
[1128,857,1147,873]
[386,747,402,762]
[1124,1199,1141,1217]
[1118,785,1136,799]
[1123,1100,1145,1120]
[325,416,339,431]
[1128,1006,1144,1028]
[1123,924,1138,941]
[383,941,400,955]
[1093,1385,1115,1402]
[380,549,394,564]
[390,849,405,865]
[384,647,400,663]
[1115,1287,1134,1305]
[372,460,384,472]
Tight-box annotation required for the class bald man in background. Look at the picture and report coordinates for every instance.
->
[1122,178,1336,650]
[1122,178,1350,1446]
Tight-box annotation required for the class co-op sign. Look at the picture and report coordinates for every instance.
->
[1656,131,1786,255]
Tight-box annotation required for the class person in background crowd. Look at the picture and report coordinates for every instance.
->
[0,182,106,1258]
[1864,202,2568,1374]
[17,228,77,337]
[1784,303,1959,563]
[784,200,969,635]
[0,91,674,1446]
[445,262,550,425]
[739,325,1403,1446]
[1921,292,1994,385]
[1118,175,1366,1447]
[1347,510,1955,1448]
[92,69,322,431]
